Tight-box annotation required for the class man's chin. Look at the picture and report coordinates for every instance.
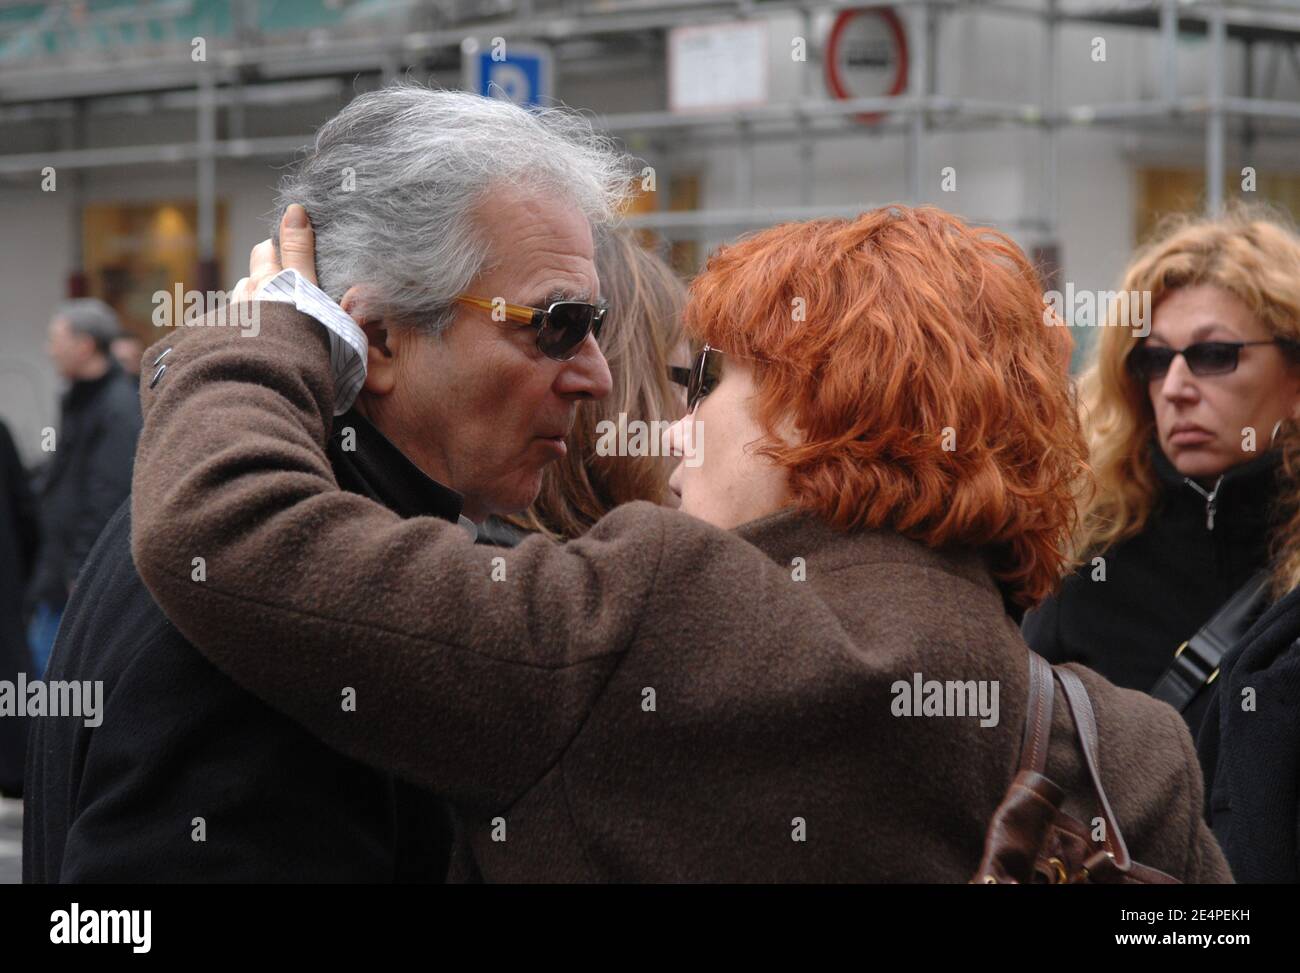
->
[479,473,545,522]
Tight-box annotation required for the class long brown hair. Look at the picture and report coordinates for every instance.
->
[514,229,686,539]
[1077,205,1300,562]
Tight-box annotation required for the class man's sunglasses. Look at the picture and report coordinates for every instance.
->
[455,294,608,362]
[1127,338,1297,382]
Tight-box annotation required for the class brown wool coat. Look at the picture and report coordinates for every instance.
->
[130,302,1232,883]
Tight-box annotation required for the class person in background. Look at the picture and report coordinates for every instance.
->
[483,229,689,545]
[110,333,144,379]
[0,419,38,798]
[1023,209,1300,733]
[27,298,141,674]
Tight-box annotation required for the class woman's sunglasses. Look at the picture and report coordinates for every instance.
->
[681,344,725,413]
[456,294,608,362]
[671,344,775,413]
[1127,338,1296,382]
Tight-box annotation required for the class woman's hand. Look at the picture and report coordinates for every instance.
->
[230,204,319,302]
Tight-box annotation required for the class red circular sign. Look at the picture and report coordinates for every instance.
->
[825,7,909,125]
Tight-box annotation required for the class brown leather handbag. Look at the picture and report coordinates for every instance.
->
[971,651,1180,884]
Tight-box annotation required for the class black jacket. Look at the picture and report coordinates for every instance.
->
[1023,444,1281,731]
[28,360,141,609]
[0,420,38,796]
[1197,582,1300,882]
[23,409,457,882]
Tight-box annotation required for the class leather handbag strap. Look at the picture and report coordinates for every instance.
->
[1019,650,1055,774]
[1054,666,1133,874]
[1150,569,1271,713]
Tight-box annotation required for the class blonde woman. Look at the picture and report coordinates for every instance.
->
[1023,208,1300,732]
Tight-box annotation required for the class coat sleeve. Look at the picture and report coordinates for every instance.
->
[0,422,38,579]
[129,302,673,809]
[67,387,140,587]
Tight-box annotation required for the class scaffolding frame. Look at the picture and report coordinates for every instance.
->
[3,0,1300,268]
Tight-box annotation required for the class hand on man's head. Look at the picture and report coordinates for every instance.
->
[230,204,319,301]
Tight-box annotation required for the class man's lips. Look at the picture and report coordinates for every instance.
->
[535,432,568,456]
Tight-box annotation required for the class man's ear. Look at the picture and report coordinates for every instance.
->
[340,285,397,397]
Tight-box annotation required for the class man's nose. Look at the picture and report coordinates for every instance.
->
[1160,353,1200,403]
[555,332,613,400]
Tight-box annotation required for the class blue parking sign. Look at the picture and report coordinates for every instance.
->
[463,41,554,108]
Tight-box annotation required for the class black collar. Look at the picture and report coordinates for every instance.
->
[326,408,465,524]
[1149,435,1281,491]
[1148,437,1281,530]
[65,358,122,408]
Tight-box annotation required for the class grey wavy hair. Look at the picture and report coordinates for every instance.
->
[272,82,632,335]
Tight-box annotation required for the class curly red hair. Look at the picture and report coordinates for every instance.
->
[686,205,1087,608]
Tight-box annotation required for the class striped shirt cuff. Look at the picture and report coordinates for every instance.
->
[257,269,367,416]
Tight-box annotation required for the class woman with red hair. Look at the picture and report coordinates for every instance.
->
[127,205,1229,882]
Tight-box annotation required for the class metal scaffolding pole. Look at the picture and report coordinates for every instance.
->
[1207,3,1226,214]
[736,119,754,209]
[905,1,929,204]
[1160,0,1179,106]
[63,99,86,297]
[1044,0,1060,239]
[196,66,218,291]
[798,5,814,207]
[1242,40,1256,172]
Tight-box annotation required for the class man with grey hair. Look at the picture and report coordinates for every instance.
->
[253,83,625,519]
[27,298,141,675]
[26,83,627,882]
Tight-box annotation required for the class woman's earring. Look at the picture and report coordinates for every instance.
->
[1271,419,1284,447]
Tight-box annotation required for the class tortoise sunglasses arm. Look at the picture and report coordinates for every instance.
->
[455,295,545,328]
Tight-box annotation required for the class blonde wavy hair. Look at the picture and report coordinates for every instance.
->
[512,229,686,540]
[1274,427,1300,594]
[1077,205,1300,570]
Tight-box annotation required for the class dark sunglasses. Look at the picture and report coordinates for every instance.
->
[684,344,725,413]
[456,294,608,362]
[1127,338,1296,382]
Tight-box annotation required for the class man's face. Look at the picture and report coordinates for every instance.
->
[378,186,613,522]
[47,316,93,380]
